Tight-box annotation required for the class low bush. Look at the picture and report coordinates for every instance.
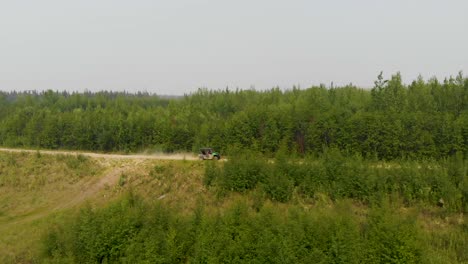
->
[365,202,423,263]
[220,152,268,192]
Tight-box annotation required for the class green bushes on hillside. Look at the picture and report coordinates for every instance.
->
[43,194,434,263]
[206,149,468,212]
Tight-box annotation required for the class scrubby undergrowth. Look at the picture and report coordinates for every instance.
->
[42,193,467,264]
[1,151,466,263]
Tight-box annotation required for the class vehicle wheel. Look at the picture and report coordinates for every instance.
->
[214,155,220,160]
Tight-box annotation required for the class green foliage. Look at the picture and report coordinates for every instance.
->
[2,74,467,262]
[220,152,268,192]
[1,72,467,159]
[365,203,423,263]
[43,193,144,263]
[204,149,467,212]
[262,172,294,202]
[425,222,468,263]
[43,194,466,263]
[203,161,221,187]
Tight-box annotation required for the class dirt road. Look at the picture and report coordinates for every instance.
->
[0,147,200,228]
[0,146,205,260]
[0,147,199,161]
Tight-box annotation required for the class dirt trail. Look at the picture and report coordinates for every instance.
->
[54,160,143,210]
[0,147,198,160]
[0,160,143,229]
[0,147,198,229]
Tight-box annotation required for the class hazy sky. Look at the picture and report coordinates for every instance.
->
[1,0,467,95]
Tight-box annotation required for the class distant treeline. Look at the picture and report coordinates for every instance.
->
[1,72,467,159]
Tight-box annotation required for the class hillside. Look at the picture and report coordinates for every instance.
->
[0,149,466,263]
[0,150,207,263]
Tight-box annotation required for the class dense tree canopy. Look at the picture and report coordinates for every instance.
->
[1,72,467,159]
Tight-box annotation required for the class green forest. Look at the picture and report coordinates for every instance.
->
[1,72,467,159]
[1,72,468,263]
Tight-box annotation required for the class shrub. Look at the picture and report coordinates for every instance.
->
[57,196,144,263]
[262,172,294,202]
[220,152,268,192]
[203,162,221,187]
[365,202,423,263]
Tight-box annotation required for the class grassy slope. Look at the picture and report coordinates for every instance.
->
[0,151,211,263]
[0,152,466,263]
[0,152,98,262]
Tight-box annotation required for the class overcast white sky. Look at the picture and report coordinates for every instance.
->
[0,0,467,95]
